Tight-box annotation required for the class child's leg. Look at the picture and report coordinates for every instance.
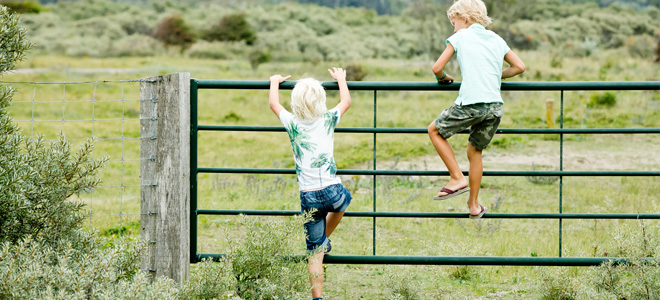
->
[308,252,324,298]
[466,142,483,215]
[428,122,468,196]
[325,211,344,237]
[325,184,352,238]
[464,102,502,214]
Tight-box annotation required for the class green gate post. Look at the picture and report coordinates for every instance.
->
[559,90,564,257]
[190,79,199,263]
[373,90,377,255]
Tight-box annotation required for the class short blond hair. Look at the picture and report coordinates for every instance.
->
[291,78,327,120]
[447,0,492,27]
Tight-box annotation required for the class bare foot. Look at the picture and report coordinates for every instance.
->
[436,177,468,197]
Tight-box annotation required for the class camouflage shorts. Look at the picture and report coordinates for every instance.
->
[434,102,503,151]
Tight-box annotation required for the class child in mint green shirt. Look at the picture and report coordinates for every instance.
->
[427,0,526,218]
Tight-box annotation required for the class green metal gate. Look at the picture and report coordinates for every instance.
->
[190,80,660,265]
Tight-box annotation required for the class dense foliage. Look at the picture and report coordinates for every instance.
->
[153,14,196,49]
[1,1,44,14]
[202,13,257,45]
[13,0,659,61]
[0,5,103,245]
[539,221,660,300]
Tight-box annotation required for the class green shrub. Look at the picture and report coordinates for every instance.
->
[385,268,421,300]
[588,92,616,108]
[550,54,563,68]
[434,242,485,282]
[538,267,579,300]
[537,222,660,299]
[345,64,368,81]
[563,38,599,57]
[495,27,539,50]
[589,221,660,299]
[112,34,164,57]
[627,34,655,59]
[203,13,256,45]
[229,215,310,299]
[526,163,559,185]
[152,14,195,49]
[112,10,158,36]
[50,0,127,21]
[179,258,234,300]
[0,234,182,299]
[0,6,31,72]
[2,1,43,14]
[248,48,271,70]
[0,6,104,244]
[449,265,475,281]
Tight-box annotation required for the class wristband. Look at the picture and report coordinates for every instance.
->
[435,71,447,81]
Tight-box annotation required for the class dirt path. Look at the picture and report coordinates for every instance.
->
[370,135,660,172]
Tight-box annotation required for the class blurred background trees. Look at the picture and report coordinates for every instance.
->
[3,0,659,62]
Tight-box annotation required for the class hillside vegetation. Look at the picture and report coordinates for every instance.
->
[11,0,660,62]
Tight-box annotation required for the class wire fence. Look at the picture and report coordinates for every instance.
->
[1,79,154,229]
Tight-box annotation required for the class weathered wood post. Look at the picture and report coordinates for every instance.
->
[139,72,191,283]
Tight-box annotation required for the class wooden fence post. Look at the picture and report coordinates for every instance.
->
[140,72,191,283]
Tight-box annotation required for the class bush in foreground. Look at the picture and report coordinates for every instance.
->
[0,6,310,299]
[538,221,660,299]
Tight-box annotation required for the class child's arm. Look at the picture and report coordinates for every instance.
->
[328,67,351,117]
[269,74,291,117]
[502,50,526,79]
[432,43,455,84]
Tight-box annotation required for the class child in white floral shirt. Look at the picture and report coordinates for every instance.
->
[269,67,352,300]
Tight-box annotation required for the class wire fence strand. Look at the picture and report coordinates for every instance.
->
[2,80,152,228]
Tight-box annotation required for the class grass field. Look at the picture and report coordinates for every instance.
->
[3,51,660,298]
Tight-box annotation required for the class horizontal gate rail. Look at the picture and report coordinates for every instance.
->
[198,168,660,177]
[198,209,660,219]
[196,80,660,91]
[196,253,652,266]
[198,125,660,134]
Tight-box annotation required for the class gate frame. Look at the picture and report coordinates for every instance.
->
[140,74,660,281]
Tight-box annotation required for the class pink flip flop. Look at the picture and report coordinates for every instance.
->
[469,204,487,219]
[432,186,470,200]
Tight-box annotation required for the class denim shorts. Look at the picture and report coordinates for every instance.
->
[434,102,503,151]
[300,183,352,252]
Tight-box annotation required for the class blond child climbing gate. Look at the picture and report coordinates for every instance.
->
[268,67,352,300]
[428,0,526,218]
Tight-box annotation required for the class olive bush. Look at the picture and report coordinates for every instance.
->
[384,268,421,300]
[538,221,660,300]
[1,5,104,244]
[0,234,180,300]
[228,215,310,299]
[589,221,660,299]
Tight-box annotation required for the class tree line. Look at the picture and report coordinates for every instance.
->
[4,0,660,63]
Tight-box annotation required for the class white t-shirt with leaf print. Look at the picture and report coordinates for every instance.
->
[279,107,342,191]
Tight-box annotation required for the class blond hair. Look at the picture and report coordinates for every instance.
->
[291,78,327,120]
[447,0,492,27]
